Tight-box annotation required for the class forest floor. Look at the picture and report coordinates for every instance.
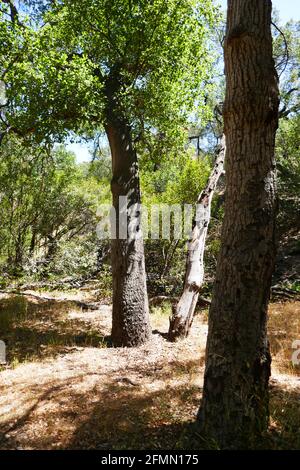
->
[0,287,299,450]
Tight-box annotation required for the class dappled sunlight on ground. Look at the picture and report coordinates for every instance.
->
[269,302,300,375]
[0,295,299,449]
[0,293,110,363]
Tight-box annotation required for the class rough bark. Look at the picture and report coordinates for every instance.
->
[168,136,226,341]
[104,78,151,347]
[29,230,36,256]
[197,0,279,448]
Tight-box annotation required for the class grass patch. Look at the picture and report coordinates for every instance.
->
[268,301,300,375]
[0,294,109,366]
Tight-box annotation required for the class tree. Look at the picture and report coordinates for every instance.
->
[1,0,217,346]
[273,20,300,119]
[140,144,213,298]
[0,137,95,274]
[168,135,225,340]
[198,0,279,447]
[273,20,300,234]
[276,114,300,234]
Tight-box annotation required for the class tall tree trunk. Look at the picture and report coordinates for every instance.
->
[29,229,36,256]
[168,136,225,341]
[197,0,279,448]
[104,81,151,347]
[14,230,24,272]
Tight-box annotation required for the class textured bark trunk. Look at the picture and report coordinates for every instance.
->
[29,230,36,256]
[168,136,226,341]
[104,81,150,347]
[197,0,279,448]
[14,241,23,268]
[14,231,24,271]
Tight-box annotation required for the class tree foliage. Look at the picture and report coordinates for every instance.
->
[1,0,218,150]
[0,137,97,275]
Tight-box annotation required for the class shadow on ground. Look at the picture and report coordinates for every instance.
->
[268,381,300,449]
[67,382,300,450]
[0,357,202,450]
[1,352,298,450]
[0,295,111,363]
[0,297,299,450]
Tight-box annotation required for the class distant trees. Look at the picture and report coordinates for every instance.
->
[276,115,300,233]
[1,0,217,346]
[0,138,95,275]
[198,0,279,447]
[274,20,300,234]
[141,146,215,299]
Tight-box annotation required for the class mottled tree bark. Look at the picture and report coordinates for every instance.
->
[198,0,279,448]
[104,78,151,347]
[168,136,225,341]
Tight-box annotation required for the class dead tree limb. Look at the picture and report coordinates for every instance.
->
[168,135,226,341]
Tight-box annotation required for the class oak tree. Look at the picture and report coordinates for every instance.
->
[1,0,217,346]
[198,0,279,447]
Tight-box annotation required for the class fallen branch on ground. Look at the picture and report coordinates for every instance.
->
[0,289,102,311]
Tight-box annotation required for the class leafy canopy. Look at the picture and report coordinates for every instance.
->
[2,0,218,147]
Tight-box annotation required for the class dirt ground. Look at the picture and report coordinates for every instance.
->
[0,291,299,450]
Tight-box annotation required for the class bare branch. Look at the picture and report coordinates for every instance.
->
[272,21,289,77]
[2,0,24,27]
